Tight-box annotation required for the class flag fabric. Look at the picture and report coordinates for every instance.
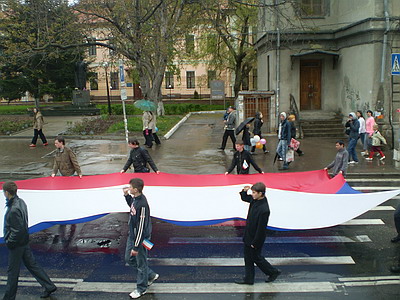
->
[142,239,154,250]
[0,170,399,243]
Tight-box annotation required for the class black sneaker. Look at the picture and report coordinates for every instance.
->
[265,269,281,282]
[40,286,57,298]
[391,235,400,243]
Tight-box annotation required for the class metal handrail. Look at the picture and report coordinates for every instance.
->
[289,94,303,138]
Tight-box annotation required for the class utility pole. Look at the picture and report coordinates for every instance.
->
[275,0,281,128]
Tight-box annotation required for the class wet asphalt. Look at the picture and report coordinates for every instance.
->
[0,113,400,299]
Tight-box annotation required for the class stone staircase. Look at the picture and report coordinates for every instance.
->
[300,111,345,138]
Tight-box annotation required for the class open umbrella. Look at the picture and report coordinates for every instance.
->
[134,99,157,111]
[235,117,255,135]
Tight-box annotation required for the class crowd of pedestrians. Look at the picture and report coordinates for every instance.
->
[2,105,398,299]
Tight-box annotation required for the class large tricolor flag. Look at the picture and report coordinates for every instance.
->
[1,170,399,242]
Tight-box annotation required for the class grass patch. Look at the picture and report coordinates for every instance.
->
[0,116,32,134]
[0,104,55,115]
[66,115,182,135]
[97,103,226,115]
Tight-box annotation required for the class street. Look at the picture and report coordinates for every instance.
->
[0,113,400,299]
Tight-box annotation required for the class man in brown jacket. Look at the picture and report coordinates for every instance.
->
[51,136,82,178]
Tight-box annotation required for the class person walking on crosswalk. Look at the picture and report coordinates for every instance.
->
[123,178,159,299]
[235,182,281,285]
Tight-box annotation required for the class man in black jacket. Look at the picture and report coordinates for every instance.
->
[2,181,57,300]
[123,178,158,299]
[120,139,160,174]
[235,182,280,285]
[219,106,237,150]
[225,141,263,175]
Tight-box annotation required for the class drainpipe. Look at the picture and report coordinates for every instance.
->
[275,0,281,128]
[381,0,394,147]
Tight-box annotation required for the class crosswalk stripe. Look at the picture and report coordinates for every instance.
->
[343,280,400,287]
[169,235,371,244]
[353,187,400,191]
[148,256,355,266]
[339,275,400,282]
[73,281,338,293]
[370,206,395,211]
[0,276,83,283]
[340,219,384,225]
[0,280,76,289]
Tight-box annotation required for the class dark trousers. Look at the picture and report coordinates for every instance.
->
[395,204,400,235]
[243,245,277,283]
[152,133,161,145]
[31,129,47,145]
[143,129,153,148]
[221,130,236,150]
[3,245,55,300]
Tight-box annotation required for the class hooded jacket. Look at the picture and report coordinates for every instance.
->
[278,113,291,143]
[253,112,263,136]
[345,113,360,139]
[3,195,29,249]
[371,130,387,146]
[240,191,270,249]
[125,193,152,251]
[225,110,236,130]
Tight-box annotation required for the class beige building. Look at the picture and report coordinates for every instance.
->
[256,0,400,146]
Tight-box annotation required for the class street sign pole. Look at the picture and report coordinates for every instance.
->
[119,60,129,143]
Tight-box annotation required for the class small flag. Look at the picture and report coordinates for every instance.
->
[242,160,249,169]
[142,239,154,250]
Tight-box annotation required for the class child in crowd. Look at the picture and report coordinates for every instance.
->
[365,124,386,161]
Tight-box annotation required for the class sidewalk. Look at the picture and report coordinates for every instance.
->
[0,113,398,178]
[10,116,87,138]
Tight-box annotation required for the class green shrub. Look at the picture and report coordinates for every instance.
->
[0,116,31,134]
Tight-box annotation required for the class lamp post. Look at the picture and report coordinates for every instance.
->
[103,62,112,115]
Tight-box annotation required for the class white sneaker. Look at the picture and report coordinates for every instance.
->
[365,157,373,161]
[148,273,159,286]
[348,161,355,164]
[380,156,386,160]
[129,289,146,299]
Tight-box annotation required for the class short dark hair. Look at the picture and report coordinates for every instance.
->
[3,181,18,196]
[336,140,345,146]
[128,139,140,146]
[367,109,373,115]
[251,182,266,195]
[235,140,244,145]
[129,178,144,193]
[55,136,65,145]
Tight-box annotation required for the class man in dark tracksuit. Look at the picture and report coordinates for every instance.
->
[225,141,263,175]
[120,139,160,174]
[123,178,158,299]
[219,106,237,150]
[2,181,57,300]
[235,182,280,285]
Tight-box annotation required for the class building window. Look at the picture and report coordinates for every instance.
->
[88,38,97,56]
[186,34,195,54]
[110,72,119,90]
[252,69,257,90]
[90,73,98,90]
[165,72,174,89]
[207,70,216,88]
[186,71,195,89]
[299,0,325,17]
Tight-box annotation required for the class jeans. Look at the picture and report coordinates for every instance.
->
[125,236,156,293]
[347,137,358,162]
[359,133,367,150]
[276,140,288,166]
[243,245,277,283]
[3,245,56,300]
